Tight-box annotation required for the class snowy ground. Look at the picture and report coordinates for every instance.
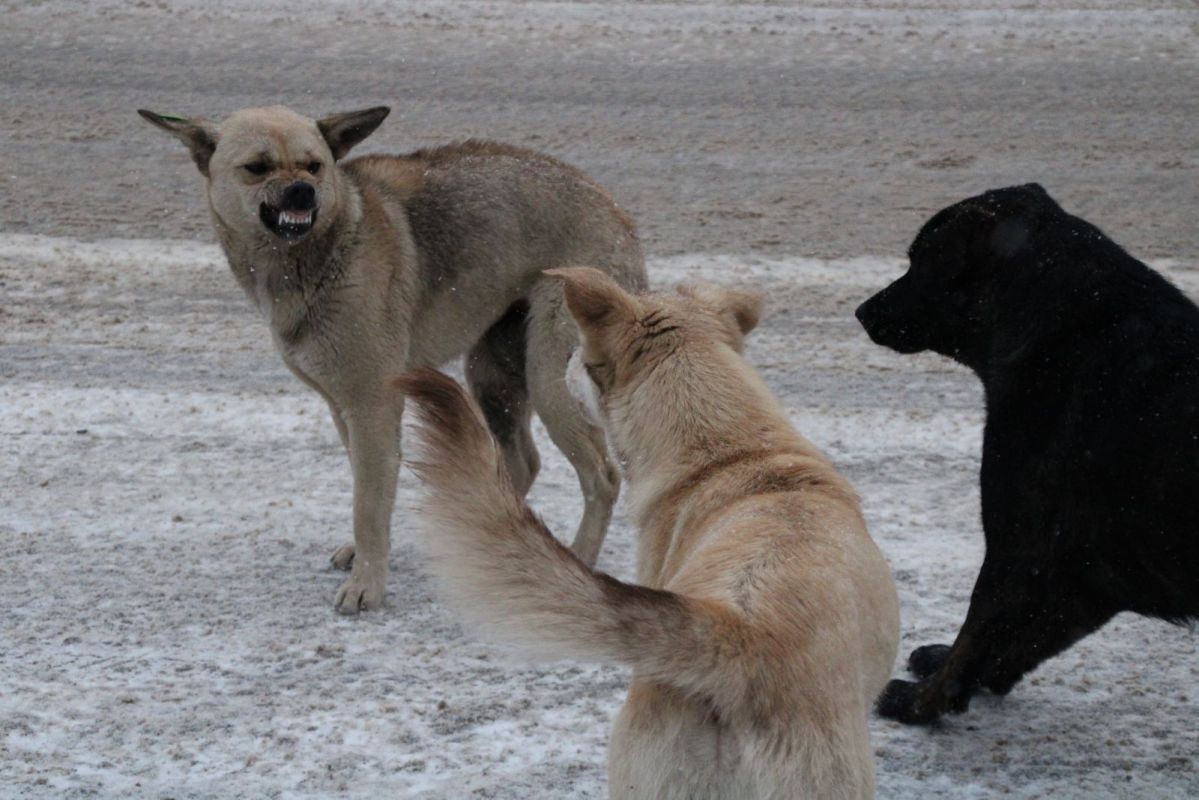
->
[4,0,1199,796]
[3,235,1198,798]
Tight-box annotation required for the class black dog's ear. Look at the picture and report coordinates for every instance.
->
[917,200,1000,260]
[959,184,1057,260]
[1014,182,1050,200]
[138,110,218,176]
[317,107,390,161]
[951,200,1021,259]
[991,215,1035,258]
[989,185,1057,258]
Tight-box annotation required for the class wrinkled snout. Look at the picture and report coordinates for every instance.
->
[280,181,317,211]
[259,181,319,242]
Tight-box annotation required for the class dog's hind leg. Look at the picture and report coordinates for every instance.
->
[465,300,540,497]
[524,281,620,568]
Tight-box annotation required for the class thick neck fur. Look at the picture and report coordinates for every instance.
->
[210,173,363,340]
[614,341,858,579]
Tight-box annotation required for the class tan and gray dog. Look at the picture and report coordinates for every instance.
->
[139,105,646,614]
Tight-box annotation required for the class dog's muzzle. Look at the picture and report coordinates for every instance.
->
[260,181,318,242]
[855,295,925,354]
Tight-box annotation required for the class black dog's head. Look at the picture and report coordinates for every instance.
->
[855,183,1062,366]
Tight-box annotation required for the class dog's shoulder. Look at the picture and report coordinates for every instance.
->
[341,154,427,205]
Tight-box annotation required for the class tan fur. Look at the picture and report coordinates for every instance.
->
[398,270,899,799]
[140,105,645,613]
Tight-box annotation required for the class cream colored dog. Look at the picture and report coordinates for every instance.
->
[139,105,644,613]
[397,268,899,799]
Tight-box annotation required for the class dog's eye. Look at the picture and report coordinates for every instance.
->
[307,161,322,175]
[243,162,270,176]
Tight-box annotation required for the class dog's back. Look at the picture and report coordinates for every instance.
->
[973,195,1199,619]
[343,142,645,371]
[346,142,645,290]
[610,468,898,799]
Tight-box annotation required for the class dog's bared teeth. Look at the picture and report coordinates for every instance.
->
[279,209,313,226]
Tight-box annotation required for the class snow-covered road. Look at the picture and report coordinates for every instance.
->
[3,235,1197,798]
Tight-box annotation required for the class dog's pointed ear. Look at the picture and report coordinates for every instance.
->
[317,106,390,160]
[718,287,764,336]
[544,267,637,331]
[138,110,219,176]
[679,283,764,337]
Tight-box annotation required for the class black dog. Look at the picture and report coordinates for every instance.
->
[856,184,1199,725]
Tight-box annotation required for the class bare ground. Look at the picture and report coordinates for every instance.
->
[0,1,1197,258]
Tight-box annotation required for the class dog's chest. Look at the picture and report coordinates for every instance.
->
[232,262,329,375]
[263,289,310,336]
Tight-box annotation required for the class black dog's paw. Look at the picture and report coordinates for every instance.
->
[876,679,941,725]
[908,644,952,679]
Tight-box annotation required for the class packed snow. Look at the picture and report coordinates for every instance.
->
[3,235,1198,797]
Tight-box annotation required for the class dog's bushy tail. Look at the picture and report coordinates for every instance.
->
[396,368,752,705]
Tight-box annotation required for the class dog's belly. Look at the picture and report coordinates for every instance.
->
[408,284,529,367]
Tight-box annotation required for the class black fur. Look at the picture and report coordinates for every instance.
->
[856,184,1199,725]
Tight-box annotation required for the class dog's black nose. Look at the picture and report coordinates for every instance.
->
[280,181,316,211]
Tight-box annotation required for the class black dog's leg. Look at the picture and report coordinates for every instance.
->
[907,644,952,679]
[905,607,1106,688]
[878,560,1014,724]
[977,594,1115,697]
[878,559,1107,725]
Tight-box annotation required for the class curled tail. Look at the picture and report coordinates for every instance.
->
[396,368,750,702]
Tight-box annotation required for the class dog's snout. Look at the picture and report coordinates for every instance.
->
[855,294,886,333]
[854,299,871,326]
[281,181,317,211]
[855,293,897,345]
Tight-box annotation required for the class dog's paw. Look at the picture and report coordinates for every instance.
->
[329,542,355,571]
[334,570,384,615]
[908,643,952,679]
[876,679,941,726]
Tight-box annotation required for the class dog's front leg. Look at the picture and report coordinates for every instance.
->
[333,400,403,614]
[876,557,1022,724]
[876,556,1108,724]
[324,399,358,571]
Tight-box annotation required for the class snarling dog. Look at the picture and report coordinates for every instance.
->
[857,183,1199,725]
[139,105,645,613]
[398,268,899,799]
